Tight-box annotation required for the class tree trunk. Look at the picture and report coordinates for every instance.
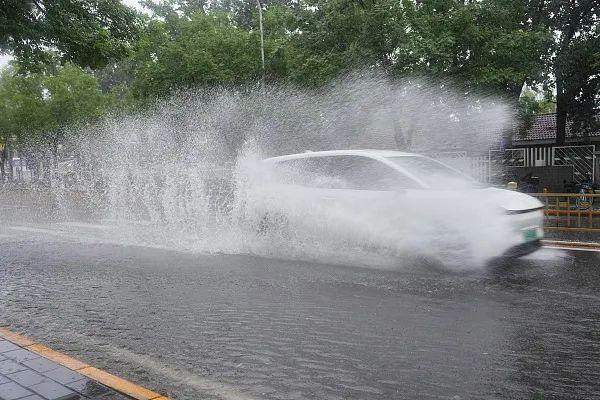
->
[7,144,14,182]
[393,122,413,150]
[0,142,6,183]
[49,136,59,187]
[52,136,58,168]
[553,6,579,147]
[555,77,568,146]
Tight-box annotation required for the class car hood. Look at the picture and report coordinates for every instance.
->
[413,187,543,213]
[478,187,544,212]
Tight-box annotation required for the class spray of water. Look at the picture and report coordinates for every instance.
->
[46,72,516,270]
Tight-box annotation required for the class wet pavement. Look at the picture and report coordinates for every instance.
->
[0,337,126,400]
[1,223,599,400]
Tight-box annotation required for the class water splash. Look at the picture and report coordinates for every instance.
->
[47,73,515,270]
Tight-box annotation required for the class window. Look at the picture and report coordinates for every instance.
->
[328,156,416,190]
[385,156,480,189]
[272,157,333,187]
[274,155,417,190]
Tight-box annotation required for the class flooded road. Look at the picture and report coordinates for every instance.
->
[1,223,599,400]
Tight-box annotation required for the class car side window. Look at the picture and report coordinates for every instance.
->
[274,155,416,190]
[328,156,416,190]
[272,157,336,187]
[271,159,306,185]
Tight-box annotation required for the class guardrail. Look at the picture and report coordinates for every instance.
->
[532,192,600,232]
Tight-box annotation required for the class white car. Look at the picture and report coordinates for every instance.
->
[246,150,544,262]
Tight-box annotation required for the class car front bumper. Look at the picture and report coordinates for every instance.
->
[501,239,542,258]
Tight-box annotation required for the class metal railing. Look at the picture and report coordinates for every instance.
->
[532,192,600,232]
[553,145,595,184]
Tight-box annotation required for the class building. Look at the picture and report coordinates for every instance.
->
[492,113,600,191]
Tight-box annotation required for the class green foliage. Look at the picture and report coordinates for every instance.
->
[0,0,141,71]
[559,29,600,138]
[0,0,598,152]
[0,69,49,143]
[398,0,552,95]
[242,0,552,93]
[516,86,555,136]
[44,64,109,130]
[0,64,113,150]
[280,0,408,87]
[129,12,267,98]
[529,0,600,142]
[141,0,207,18]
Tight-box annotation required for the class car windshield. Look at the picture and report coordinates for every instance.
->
[273,156,419,190]
[386,156,482,189]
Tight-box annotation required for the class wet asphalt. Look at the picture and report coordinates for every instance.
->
[0,224,599,400]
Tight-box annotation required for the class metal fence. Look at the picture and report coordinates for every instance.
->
[430,148,583,185]
[552,145,595,183]
[427,151,492,184]
[533,192,600,232]
[487,148,526,184]
[470,155,490,183]
[479,145,597,186]
[489,148,526,168]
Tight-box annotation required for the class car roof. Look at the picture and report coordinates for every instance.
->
[263,149,420,162]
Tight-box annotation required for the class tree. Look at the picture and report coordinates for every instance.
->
[141,0,206,18]
[214,0,260,29]
[0,64,112,181]
[517,85,556,137]
[0,0,140,71]
[129,12,268,98]
[528,0,600,144]
[43,64,111,160]
[260,0,551,93]
[259,0,409,87]
[0,69,48,180]
[398,0,552,97]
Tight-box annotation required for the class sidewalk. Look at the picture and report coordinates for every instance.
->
[0,329,167,400]
[544,229,600,243]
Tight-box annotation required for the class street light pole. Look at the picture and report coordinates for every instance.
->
[256,0,265,89]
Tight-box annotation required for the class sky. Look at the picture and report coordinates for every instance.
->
[0,54,10,70]
[0,1,146,70]
[121,0,145,11]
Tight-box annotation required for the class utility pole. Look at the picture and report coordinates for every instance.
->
[256,0,265,89]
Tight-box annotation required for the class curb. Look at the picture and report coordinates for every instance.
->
[541,239,600,251]
[0,327,170,400]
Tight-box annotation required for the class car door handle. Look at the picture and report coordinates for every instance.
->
[322,196,336,201]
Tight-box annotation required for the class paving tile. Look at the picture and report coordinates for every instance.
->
[0,381,34,400]
[66,379,111,397]
[0,331,35,348]
[0,374,10,384]
[18,396,45,400]
[0,342,20,354]
[25,345,87,372]
[22,358,61,373]
[0,354,6,362]
[90,392,130,400]
[29,380,79,400]
[42,366,85,385]
[0,360,28,375]
[2,349,40,363]
[6,370,47,387]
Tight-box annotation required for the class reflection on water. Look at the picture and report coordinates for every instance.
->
[1,229,599,400]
